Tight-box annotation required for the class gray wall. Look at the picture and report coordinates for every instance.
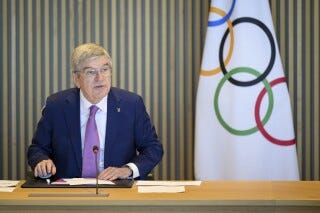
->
[0,0,319,180]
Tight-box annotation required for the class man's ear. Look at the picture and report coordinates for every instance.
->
[72,73,80,88]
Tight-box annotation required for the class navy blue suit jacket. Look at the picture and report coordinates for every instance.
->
[27,87,163,180]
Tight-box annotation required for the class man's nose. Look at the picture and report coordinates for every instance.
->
[94,70,104,80]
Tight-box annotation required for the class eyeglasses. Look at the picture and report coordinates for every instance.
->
[75,66,112,78]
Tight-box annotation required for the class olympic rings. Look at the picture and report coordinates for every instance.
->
[201,5,295,146]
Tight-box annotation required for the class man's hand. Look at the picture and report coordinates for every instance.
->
[34,159,56,178]
[98,166,132,180]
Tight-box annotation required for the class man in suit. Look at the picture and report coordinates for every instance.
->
[27,43,163,180]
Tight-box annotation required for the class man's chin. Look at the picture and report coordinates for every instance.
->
[92,91,108,101]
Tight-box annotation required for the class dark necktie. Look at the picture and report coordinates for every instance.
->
[82,105,100,177]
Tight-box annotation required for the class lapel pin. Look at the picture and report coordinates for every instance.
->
[117,107,120,112]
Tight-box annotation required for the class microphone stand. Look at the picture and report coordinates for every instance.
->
[93,145,99,195]
[91,145,109,197]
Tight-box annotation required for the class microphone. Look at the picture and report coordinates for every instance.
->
[92,145,99,195]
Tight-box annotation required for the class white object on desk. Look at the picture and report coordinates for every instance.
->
[51,178,115,185]
[136,180,202,186]
[0,180,20,192]
[136,180,201,193]
[138,185,185,193]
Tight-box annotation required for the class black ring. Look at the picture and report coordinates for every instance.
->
[219,17,276,87]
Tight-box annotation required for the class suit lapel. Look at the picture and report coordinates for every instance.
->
[63,88,82,172]
[105,89,122,164]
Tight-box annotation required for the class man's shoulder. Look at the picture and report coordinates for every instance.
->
[47,88,79,103]
[110,87,141,100]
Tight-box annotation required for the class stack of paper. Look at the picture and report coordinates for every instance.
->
[136,181,201,193]
[0,180,20,192]
[51,178,114,185]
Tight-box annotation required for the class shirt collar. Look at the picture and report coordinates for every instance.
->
[79,90,108,113]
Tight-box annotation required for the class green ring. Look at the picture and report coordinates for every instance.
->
[214,67,274,135]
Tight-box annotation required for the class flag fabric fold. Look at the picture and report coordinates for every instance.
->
[194,0,299,180]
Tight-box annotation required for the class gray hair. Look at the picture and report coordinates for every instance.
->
[71,43,112,72]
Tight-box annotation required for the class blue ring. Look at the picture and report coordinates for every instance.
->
[208,0,236,27]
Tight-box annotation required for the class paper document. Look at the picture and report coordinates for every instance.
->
[0,180,20,187]
[51,178,115,185]
[0,180,20,192]
[136,181,201,193]
[138,186,185,193]
[136,180,201,186]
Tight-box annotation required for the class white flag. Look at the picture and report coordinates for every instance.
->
[194,0,299,180]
